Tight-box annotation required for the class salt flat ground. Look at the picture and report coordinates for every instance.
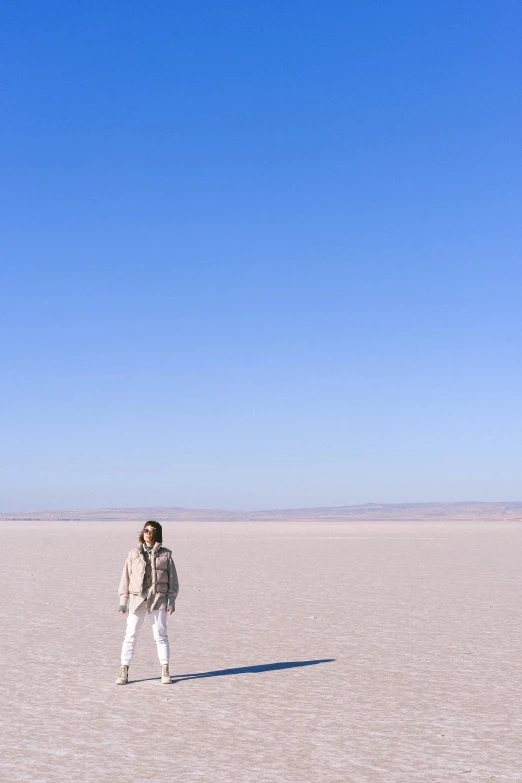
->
[0,521,521,783]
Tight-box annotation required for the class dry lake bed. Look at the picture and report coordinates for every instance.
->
[0,520,520,782]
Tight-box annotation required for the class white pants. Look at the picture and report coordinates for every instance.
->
[121,604,170,666]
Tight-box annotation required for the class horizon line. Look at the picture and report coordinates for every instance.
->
[2,500,522,516]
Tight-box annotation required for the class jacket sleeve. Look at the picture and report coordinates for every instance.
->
[118,553,131,608]
[167,555,179,610]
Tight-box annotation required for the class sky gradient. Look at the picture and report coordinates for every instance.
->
[1,0,521,510]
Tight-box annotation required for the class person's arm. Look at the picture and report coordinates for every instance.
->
[167,555,179,613]
[118,554,131,613]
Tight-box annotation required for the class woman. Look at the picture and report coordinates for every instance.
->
[116,520,179,685]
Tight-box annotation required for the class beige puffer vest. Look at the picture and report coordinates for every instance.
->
[118,541,179,612]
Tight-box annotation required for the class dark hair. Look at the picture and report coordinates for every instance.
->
[138,520,163,545]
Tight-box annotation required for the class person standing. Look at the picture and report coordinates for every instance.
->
[116,520,179,685]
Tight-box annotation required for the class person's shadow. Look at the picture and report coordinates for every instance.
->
[129,658,335,684]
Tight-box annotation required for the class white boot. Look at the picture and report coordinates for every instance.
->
[116,665,129,685]
[161,664,171,684]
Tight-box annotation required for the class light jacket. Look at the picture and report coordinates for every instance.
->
[118,542,179,613]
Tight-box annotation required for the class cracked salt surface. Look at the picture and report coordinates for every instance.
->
[0,520,521,782]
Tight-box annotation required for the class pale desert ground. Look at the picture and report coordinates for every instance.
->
[0,520,521,783]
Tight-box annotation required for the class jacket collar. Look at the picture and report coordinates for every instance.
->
[138,541,161,554]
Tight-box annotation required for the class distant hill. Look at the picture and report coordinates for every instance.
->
[1,502,522,522]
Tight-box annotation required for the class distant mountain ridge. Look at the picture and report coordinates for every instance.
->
[1,502,522,522]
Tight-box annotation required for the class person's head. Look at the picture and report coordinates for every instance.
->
[139,520,163,547]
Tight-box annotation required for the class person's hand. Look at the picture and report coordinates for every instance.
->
[167,609,174,615]
[119,609,127,614]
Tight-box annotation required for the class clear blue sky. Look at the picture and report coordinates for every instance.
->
[1,1,521,511]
